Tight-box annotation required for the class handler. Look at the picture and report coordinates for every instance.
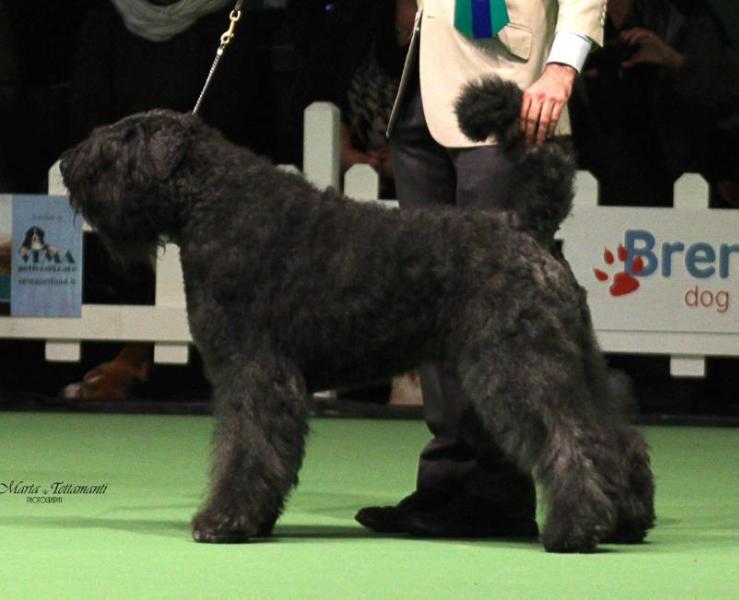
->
[356,0,605,537]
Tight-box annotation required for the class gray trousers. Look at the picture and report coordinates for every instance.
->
[390,72,536,510]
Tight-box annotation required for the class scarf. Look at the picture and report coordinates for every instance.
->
[110,0,233,42]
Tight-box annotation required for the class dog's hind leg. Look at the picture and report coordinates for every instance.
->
[192,354,309,543]
[602,426,656,543]
[455,306,628,552]
[575,293,656,543]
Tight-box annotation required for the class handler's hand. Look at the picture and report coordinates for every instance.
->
[620,27,684,69]
[521,63,576,145]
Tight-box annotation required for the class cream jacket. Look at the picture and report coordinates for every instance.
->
[389,0,606,146]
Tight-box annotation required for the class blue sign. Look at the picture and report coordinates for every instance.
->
[10,195,83,317]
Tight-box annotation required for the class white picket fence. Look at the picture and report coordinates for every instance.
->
[1,102,737,378]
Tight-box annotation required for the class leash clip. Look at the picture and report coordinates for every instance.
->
[193,1,244,115]
[220,9,242,46]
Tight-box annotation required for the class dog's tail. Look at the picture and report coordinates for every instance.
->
[454,76,576,242]
[455,76,525,152]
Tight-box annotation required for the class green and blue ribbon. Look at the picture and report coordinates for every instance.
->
[454,0,510,39]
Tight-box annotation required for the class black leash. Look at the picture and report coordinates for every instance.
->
[192,0,245,115]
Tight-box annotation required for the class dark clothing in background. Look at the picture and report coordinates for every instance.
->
[291,0,405,108]
[1,0,95,192]
[0,0,17,191]
[570,0,739,207]
[70,2,271,150]
[288,0,407,166]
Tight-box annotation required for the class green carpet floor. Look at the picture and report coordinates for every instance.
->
[0,413,737,598]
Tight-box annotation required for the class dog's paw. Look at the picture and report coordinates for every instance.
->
[602,514,654,544]
[601,526,649,544]
[542,530,600,553]
[541,516,607,553]
[191,511,252,544]
[256,513,279,538]
[603,490,655,544]
[192,527,250,544]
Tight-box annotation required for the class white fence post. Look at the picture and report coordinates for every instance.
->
[573,170,599,208]
[153,244,189,365]
[674,173,710,210]
[344,164,379,201]
[670,355,707,378]
[44,160,82,362]
[304,104,342,400]
[668,173,711,375]
[303,102,340,191]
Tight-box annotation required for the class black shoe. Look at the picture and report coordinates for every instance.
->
[355,489,451,533]
[355,489,538,538]
[400,492,539,538]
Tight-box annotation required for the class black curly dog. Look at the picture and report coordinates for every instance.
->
[60,77,655,552]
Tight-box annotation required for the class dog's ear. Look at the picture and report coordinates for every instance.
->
[146,121,188,180]
[60,145,90,193]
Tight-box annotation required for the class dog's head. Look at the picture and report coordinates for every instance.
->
[22,226,45,249]
[60,110,197,265]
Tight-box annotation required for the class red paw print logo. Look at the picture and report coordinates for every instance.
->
[594,245,645,297]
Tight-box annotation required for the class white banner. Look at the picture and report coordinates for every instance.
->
[561,206,738,333]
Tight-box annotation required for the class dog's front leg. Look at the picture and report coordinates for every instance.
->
[192,355,309,543]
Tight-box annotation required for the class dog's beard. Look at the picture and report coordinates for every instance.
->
[97,230,159,270]
[67,180,162,270]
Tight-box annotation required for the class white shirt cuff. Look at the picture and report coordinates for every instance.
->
[546,32,593,73]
